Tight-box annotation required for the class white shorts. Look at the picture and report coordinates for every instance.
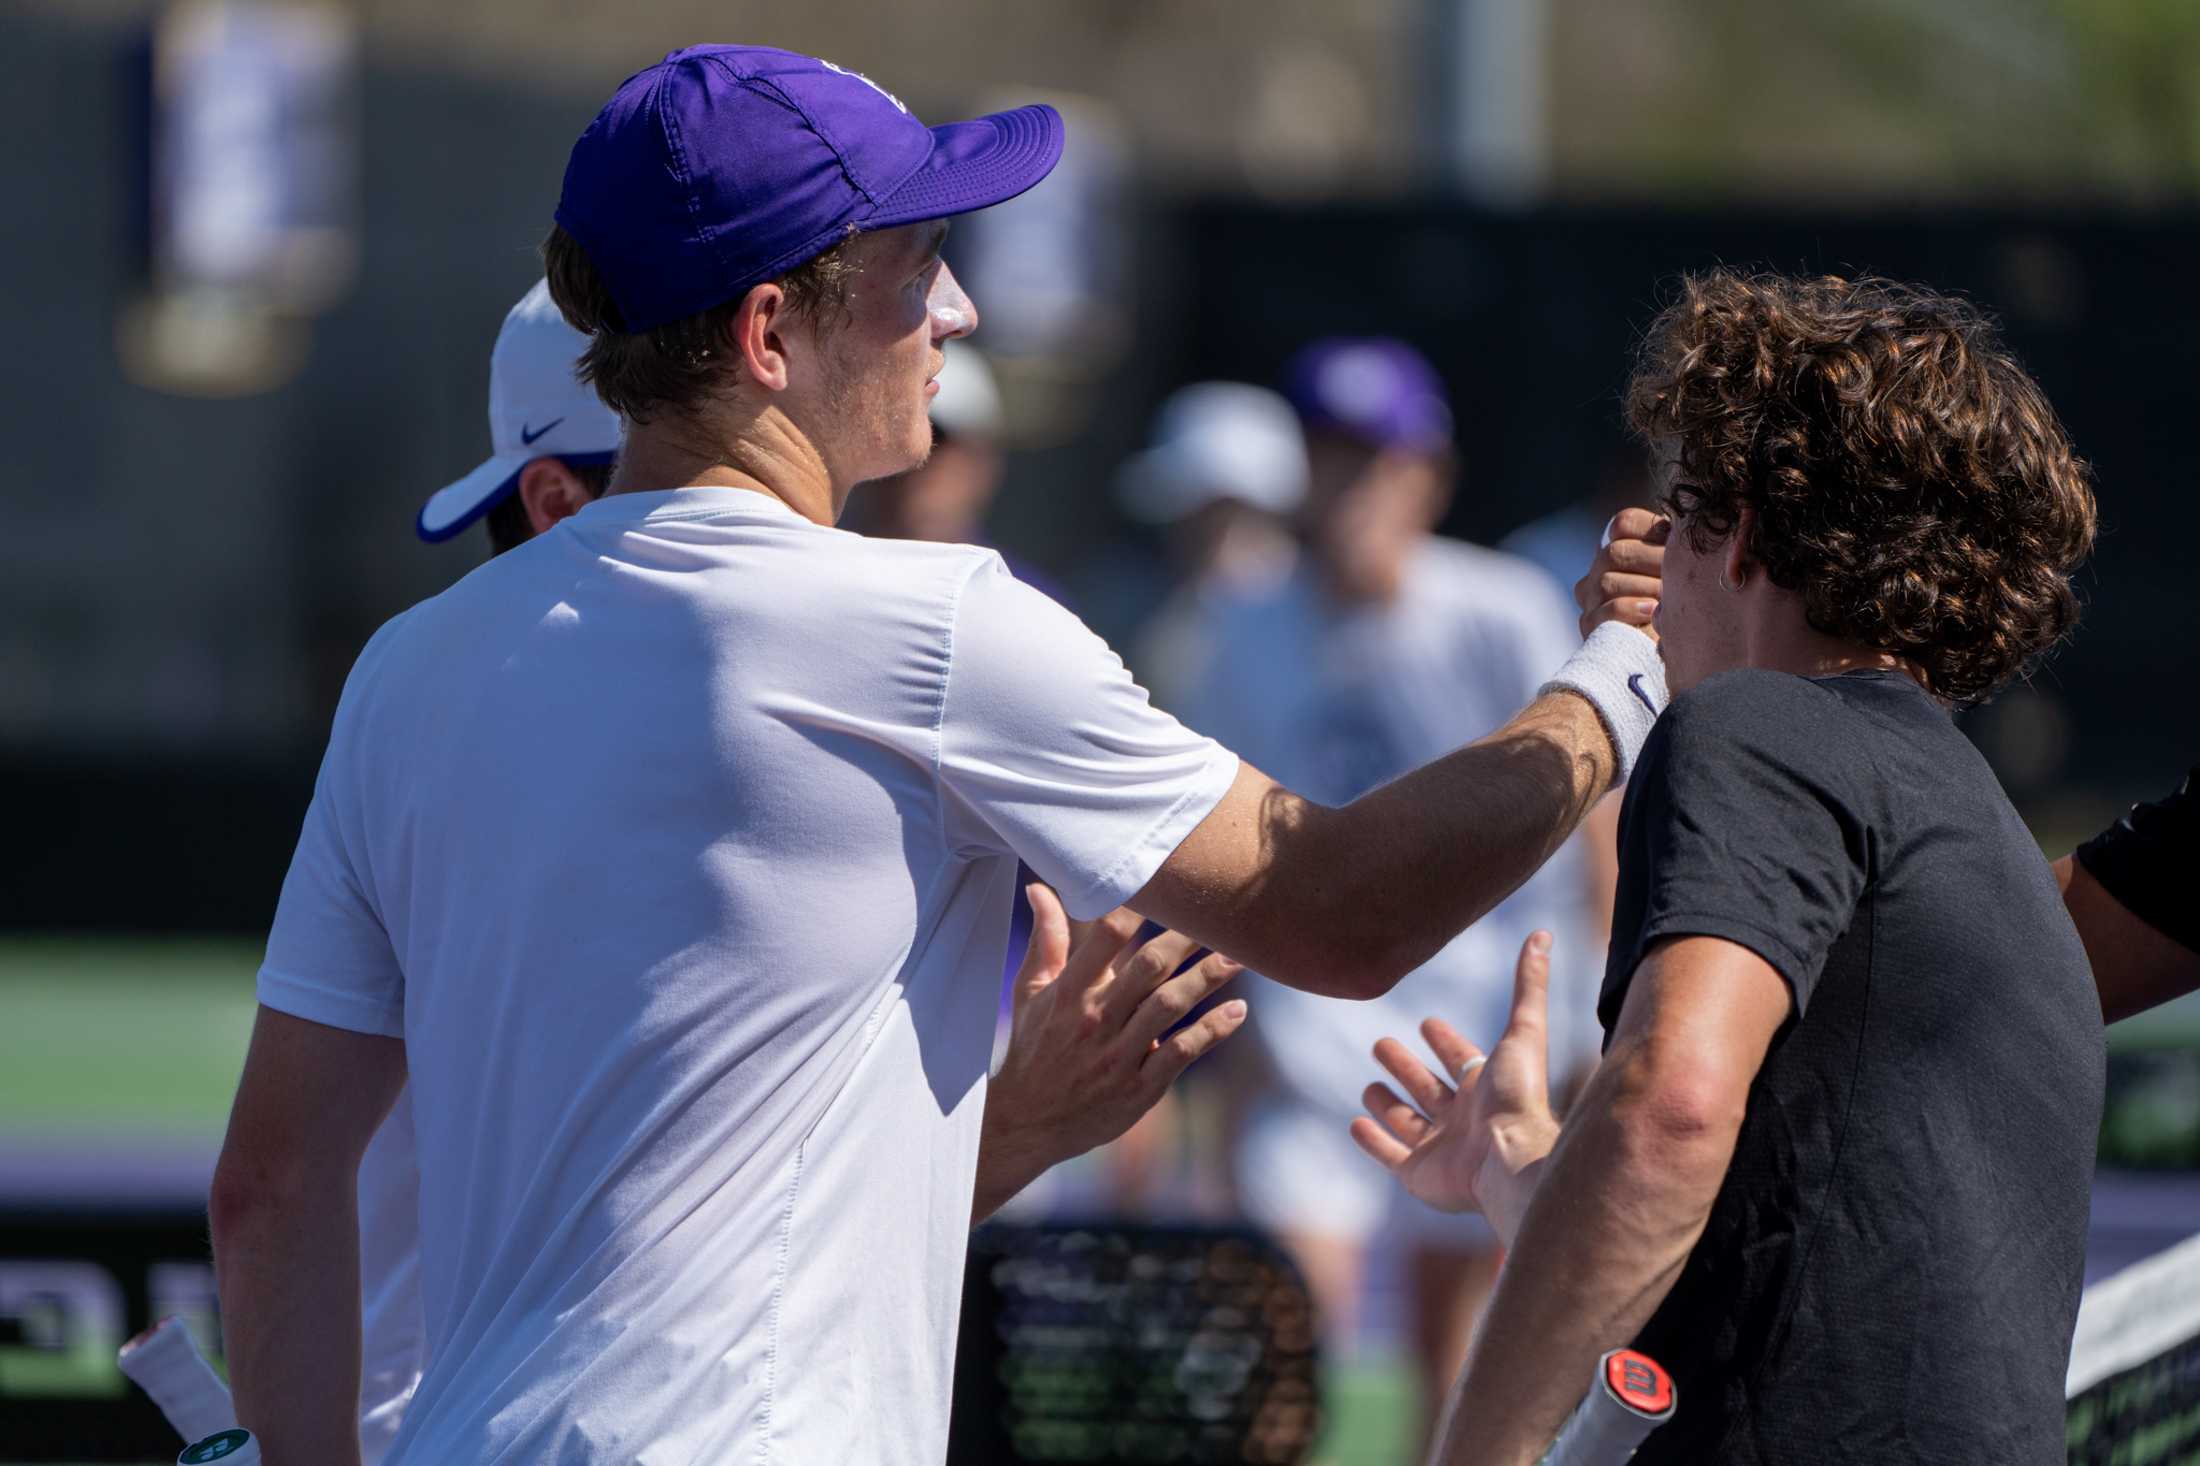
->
[1234,1092,1495,1252]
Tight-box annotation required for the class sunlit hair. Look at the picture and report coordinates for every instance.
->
[1626,269,2096,705]
[541,224,859,424]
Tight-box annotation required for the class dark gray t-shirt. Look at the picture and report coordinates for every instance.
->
[1601,668,2103,1465]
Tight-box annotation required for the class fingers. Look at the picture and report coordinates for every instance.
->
[1602,535,1665,576]
[1577,509,1670,638]
[1011,883,1072,1004]
[1051,906,1144,998]
[1509,931,1552,1037]
[1374,1035,1453,1116]
[1418,1018,1486,1088]
[1099,925,1206,1028]
[1361,1081,1431,1145]
[1348,1115,1413,1172]
[1123,948,1243,1048]
[1579,596,1660,640]
[1588,571,1663,605]
[1606,507,1666,544]
[1139,996,1247,1089]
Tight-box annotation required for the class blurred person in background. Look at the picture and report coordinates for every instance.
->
[1167,338,1612,1451]
[209,46,1667,1466]
[1118,381,1308,718]
[1358,271,2101,1466]
[2059,767,2200,1020]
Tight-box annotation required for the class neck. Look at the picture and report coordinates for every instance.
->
[1744,597,1927,690]
[610,403,840,525]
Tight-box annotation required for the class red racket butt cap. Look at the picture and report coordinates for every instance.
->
[1605,1349,1675,1418]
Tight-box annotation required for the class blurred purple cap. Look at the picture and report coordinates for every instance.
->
[555,45,1064,332]
[1281,338,1454,453]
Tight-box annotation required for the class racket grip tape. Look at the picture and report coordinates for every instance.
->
[117,1317,262,1463]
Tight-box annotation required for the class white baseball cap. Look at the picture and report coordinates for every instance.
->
[416,279,623,542]
[1116,382,1309,523]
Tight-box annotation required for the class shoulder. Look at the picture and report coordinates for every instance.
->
[1647,668,1877,792]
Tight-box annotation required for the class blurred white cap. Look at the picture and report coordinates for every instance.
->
[929,343,1003,441]
[417,279,623,541]
[1116,382,1308,523]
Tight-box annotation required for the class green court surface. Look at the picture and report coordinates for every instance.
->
[0,937,259,1144]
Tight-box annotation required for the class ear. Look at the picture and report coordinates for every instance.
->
[516,458,598,537]
[729,282,792,393]
[1724,502,1758,588]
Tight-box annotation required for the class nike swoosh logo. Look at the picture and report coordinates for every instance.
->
[1628,673,1658,715]
[519,417,563,446]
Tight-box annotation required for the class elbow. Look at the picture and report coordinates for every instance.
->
[208,1148,292,1254]
[1607,1062,1749,1185]
[1263,922,1424,1000]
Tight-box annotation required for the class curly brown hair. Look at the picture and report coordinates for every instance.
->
[541,223,860,424]
[1625,269,2096,705]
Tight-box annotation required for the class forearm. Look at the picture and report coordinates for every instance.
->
[212,1173,367,1466]
[1435,1055,1733,1466]
[2057,854,2200,1023]
[1313,691,1616,989]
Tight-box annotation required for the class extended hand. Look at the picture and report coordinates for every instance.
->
[982,885,1246,1204]
[1348,931,1562,1246]
[1574,507,1667,640]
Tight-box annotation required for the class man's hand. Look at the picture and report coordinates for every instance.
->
[1348,931,1562,1247]
[1574,508,1667,639]
[974,884,1247,1221]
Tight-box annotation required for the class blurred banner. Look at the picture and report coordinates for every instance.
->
[119,1,360,397]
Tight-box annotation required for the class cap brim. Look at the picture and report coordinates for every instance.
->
[417,454,528,543]
[866,104,1066,230]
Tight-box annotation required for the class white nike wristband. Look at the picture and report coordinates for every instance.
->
[1539,621,1668,789]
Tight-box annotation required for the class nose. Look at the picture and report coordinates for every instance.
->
[927,262,978,341]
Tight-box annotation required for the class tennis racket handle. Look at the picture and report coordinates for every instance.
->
[118,1317,240,1446]
[1537,1349,1676,1466]
[175,1427,262,1463]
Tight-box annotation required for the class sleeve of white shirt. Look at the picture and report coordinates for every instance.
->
[937,554,1241,921]
[257,640,406,1038]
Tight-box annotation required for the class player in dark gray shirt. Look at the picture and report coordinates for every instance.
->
[1349,270,2101,1464]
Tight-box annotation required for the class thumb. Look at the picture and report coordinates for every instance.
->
[1012,883,1072,1006]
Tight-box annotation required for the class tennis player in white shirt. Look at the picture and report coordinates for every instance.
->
[209,45,1665,1466]
[354,278,1248,1461]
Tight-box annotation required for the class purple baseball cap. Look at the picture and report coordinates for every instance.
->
[555,45,1064,333]
[1282,338,1454,454]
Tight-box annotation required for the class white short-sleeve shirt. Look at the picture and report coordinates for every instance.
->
[258,488,1237,1466]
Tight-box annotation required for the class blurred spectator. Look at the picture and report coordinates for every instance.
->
[1117,382,1309,716]
[1498,443,1648,603]
[1165,339,1611,1451]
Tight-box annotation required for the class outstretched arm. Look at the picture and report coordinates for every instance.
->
[1135,511,1667,1000]
[974,885,1245,1223]
[1413,935,1787,1466]
[211,1007,407,1466]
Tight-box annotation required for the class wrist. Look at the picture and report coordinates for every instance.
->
[1480,1122,1558,1248]
[1540,623,1668,789]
